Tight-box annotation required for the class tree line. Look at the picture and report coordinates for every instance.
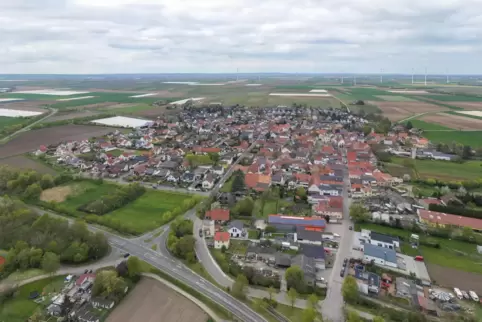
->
[166,218,196,262]
[0,197,108,278]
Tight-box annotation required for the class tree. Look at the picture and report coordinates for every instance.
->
[342,276,359,304]
[301,307,318,322]
[295,187,307,201]
[41,252,60,274]
[268,286,276,301]
[349,203,370,223]
[406,121,413,130]
[24,183,42,199]
[39,174,55,189]
[285,265,305,292]
[287,287,298,308]
[373,316,385,322]
[92,270,125,297]
[126,256,142,278]
[362,125,372,136]
[462,145,472,160]
[231,171,245,192]
[346,310,362,322]
[208,153,220,165]
[232,197,254,217]
[307,294,318,309]
[232,274,248,299]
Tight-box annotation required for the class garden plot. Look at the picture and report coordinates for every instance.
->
[91,116,153,128]
[0,98,24,103]
[0,108,44,117]
[56,96,95,101]
[269,93,332,97]
[14,89,90,96]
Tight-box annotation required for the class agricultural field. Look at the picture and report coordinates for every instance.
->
[374,95,417,102]
[422,94,482,102]
[390,157,481,180]
[0,156,57,174]
[0,116,30,128]
[0,125,116,159]
[103,190,191,234]
[419,113,482,130]
[427,264,482,295]
[49,92,165,109]
[422,130,482,148]
[405,119,453,130]
[369,101,448,121]
[0,276,65,322]
[106,277,208,322]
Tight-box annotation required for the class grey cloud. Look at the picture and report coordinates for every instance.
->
[0,0,481,73]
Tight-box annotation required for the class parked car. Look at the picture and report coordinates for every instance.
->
[462,290,470,300]
[123,253,130,258]
[415,256,424,262]
[469,291,479,302]
[349,226,353,230]
[199,229,203,237]
[340,269,345,277]
[343,258,348,267]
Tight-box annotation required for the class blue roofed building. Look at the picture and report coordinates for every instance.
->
[268,215,326,232]
[363,243,398,268]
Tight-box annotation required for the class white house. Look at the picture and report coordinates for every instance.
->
[361,229,400,249]
[202,173,215,190]
[228,220,245,238]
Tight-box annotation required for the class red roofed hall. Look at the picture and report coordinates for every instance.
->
[205,208,230,222]
[418,209,482,231]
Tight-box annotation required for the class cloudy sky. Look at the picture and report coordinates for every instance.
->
[1,0,481,74]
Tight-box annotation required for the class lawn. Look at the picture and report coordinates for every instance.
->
[422,130,482,148]
[275,303,310,321]
[405,119,453,130]
[0,276,65,322]
[390,157,481,181]
[49,181,117,213]
[103,190,191,234]
[253,198,294,218]
[220,176,234,192]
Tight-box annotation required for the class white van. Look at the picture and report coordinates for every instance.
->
[469,291,479,302]
[454,288,463,300]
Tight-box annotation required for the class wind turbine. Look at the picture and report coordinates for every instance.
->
[411,68,414,84]
[380,69,384,83]
[354,75,357,86]
[446,69,450,84]
[424,67,427,86]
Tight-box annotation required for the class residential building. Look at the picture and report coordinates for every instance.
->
[228,220,245,237]
[214,232,230,249]
[205,208,230,223]
[294,226,323,245]
[268,215,326,232]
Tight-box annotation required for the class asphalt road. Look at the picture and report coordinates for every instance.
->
[321,149,355,322]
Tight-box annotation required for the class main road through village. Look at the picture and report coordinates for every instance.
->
[27,141,362,322]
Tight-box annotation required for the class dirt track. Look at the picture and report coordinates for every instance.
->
[0,124,115,159]
[421,113,482,130]
[107,278,207,322]
[370,101,448,121]
[426,263,482,294]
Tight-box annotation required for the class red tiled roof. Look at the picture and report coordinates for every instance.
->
[76,273,95,286]
[214,232,230,242]
[418,209,482,230]
[295,173,312,183]
[420,198,443,205]
[0,256,5,266]
[205,209,230,221]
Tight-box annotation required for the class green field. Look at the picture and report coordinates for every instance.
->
[0,276,65,322]
[390,157,481,181]
[422,130,482,148]
[358,223,482,274]
[103,190,191,234]
[49,92,164,109]
[423,94,482,102]
[0,116,33,128]
[405,119,453,130]
[48,181,117,212]
[375,95,417,102]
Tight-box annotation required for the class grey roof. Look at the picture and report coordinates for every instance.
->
[275,253,292,267]
[229,220,244,230]
[296,226,323,242]
[370,232,399,244]
[364,244,397,264]
[319,175,343,182]
[299,244,326,260]
[293,254,316,279]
